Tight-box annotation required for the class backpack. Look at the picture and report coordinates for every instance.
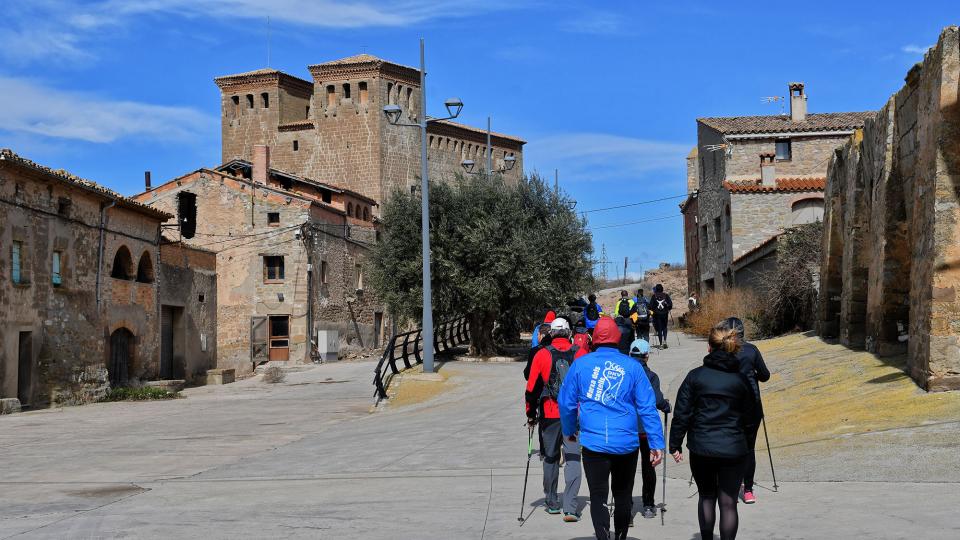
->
[541,345,578,400]
[585,303,600,321]
[652,293,670,314]
[635,298,650,320]
[617,299,632,318]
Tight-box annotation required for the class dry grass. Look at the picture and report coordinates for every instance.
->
[686,288,763,338]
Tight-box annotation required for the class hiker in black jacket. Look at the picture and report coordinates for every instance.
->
[722,317,771,504]
[670,324,755,540]
[614,316,635,355]
[650,284,673,349]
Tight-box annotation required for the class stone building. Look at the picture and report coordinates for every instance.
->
[682,83,873,295]
[134,146,383,375]
[158,241,217,384]
[817,26,960,391]
[214,54,525,208]
[0,150,172,409]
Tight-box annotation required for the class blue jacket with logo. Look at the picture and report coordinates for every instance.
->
[559,346,665,454]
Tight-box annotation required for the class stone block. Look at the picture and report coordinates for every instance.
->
[0,398,22,415]
[206,369,236,385]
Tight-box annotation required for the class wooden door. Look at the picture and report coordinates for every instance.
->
[17,332,32,406]
[160,307,174,380]
[250,316,268,365]
[109,328,133,386]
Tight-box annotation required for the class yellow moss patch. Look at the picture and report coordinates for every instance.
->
[755,334,960,450]
[388,366,460,408]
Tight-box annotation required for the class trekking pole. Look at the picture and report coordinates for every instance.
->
[518,425,534,522]
[658,410,669,526]
[761,416,779,492]
[670,314,680,347]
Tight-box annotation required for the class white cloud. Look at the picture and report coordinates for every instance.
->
[0,77,212,143]
[525,133,690,182]
[902,44,932,55]
[0,0,523,64]
[559,11,627,35]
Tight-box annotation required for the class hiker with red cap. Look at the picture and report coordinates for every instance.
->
[525,317,588,522]
[558,317,665,540]
[524,310,556,379]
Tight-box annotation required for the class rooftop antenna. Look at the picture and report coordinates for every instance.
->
[704,137,733,158]
[762,95,785,115]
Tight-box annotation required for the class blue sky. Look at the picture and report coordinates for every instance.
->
[0,1,952,277]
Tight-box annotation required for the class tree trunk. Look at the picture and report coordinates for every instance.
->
[468,312,498,357]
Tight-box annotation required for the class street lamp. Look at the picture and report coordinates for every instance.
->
[460,116,517,175]
[382,38,463,374]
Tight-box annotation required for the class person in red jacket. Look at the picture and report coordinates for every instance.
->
[525,318,588,521]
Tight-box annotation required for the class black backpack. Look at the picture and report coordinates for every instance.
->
[585,303,600,321]
[652,293,670,314]
[617,300,632,318]
[541,345,578,400]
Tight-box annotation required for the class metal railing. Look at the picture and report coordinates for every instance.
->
[373,316,470,403]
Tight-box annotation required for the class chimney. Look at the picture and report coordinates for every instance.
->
[144,171,152,192]
[789,82,807,122]
[760,153,776,186]
[253,145,270,185]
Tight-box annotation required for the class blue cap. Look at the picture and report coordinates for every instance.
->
[629,338,650,356]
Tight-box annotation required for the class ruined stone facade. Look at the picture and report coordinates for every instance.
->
[214,55,524,209]
[158,242,218,384]
[0,150,171,407]
[682,83,872,295]
[817,27,960,391]
[134,154,384,375]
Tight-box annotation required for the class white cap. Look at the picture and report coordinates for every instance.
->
[549,318,570,333]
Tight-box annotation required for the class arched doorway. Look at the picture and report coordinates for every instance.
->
[109,328,135,386]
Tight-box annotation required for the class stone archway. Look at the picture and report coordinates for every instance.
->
[109,328,135,387]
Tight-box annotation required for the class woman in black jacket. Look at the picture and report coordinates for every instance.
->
[670,324,755,540]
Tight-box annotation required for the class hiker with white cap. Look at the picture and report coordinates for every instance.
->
[524,317,588,521]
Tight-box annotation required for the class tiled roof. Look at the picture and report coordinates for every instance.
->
[0,149,173,220]
[698,112,874,135]
[725,178,826,193]
[215,160,378,204]
[213,68,313,92]
[429,119,526,144]
[309,53,418,73]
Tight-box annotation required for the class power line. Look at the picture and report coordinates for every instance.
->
[579,194,688,214]
[588,214,681,231]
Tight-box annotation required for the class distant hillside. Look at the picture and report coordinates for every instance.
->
[642,263,687,300]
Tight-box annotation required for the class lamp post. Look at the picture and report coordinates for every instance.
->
[460,116,517,175]
[383,38,463,374]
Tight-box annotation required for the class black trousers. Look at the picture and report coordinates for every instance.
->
[743,422,761,491]
[638,436,657,506]
[690,453,745,540]
[582,447,639,540]
[635,322,650,343]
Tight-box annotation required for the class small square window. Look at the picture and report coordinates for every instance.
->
[776,140,792,161]
[293,140,299,152]
[198,293,205,303]
[267,212,280,226]
[263,256,285,282]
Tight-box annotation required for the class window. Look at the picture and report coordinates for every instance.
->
[386,82,394,104]
[363,207,369,221]
[263,256,285,282]
[246,94,254,109]
[12,241,23,284]
[267,212,280,226]
[57,197,71,216]
[52,251,62,286]
[725,204,731,230]
[261,92,269,108]
[713,216,721,241]
[342,83,351,99]
[326,85,336,107]
[406,87,413,110]
[355,264,363,290]
[776,139,792,161]
[136,251,154,283]
[177,191,197,239]
[701,224,708,246]
[293,140,299,152]
[111,246,134,280]
[320,261,328,284]
[791,198,825,225]
[198,293,205,303]
[347,202,354,217]
[231,95,240,117]
[359,82,368,104]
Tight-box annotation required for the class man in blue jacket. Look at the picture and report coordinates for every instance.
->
[559,317,665,540]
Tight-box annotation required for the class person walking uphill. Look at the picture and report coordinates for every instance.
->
[524,318,587,521]
[524,310,556,379]
[650,284,673,349]
[628,339,671,520]
[670,324,756,540]
[584,294,603,334]
[721,317,770,505]
[558,318,664,540]
[633,288,651,343]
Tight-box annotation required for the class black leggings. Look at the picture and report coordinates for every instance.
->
[743,422,761,491]
[690,453,745,540]
[582,447,638,540]
[638,436,657,506]
[653,314,669,342]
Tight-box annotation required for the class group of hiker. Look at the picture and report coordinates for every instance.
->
[523,286,770,540]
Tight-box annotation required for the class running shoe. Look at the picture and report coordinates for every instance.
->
[642,506,657,519]
[563,513,580,522]
[742,490,756,504]
[545,506,562,514]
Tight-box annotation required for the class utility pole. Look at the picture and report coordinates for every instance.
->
[623,256,628,285]
[554,169,559,193]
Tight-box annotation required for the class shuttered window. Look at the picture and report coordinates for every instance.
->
[52,251,62,286]
[12,241,22,283]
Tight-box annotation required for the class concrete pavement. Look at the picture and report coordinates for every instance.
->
[2,332,959,539]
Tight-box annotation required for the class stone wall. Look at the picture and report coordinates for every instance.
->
[725,135,850,181]
[729,191,823,259]
[0,157,163,407]
[159,243,218,383]
[817,26,960,391]
[694,123,729,288]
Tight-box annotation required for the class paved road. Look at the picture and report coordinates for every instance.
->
[2,332,958,539]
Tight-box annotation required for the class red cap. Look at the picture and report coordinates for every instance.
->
[592,317,621,346]
[544,310,557,324]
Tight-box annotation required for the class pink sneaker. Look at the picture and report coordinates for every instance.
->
[742,490,756,504]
